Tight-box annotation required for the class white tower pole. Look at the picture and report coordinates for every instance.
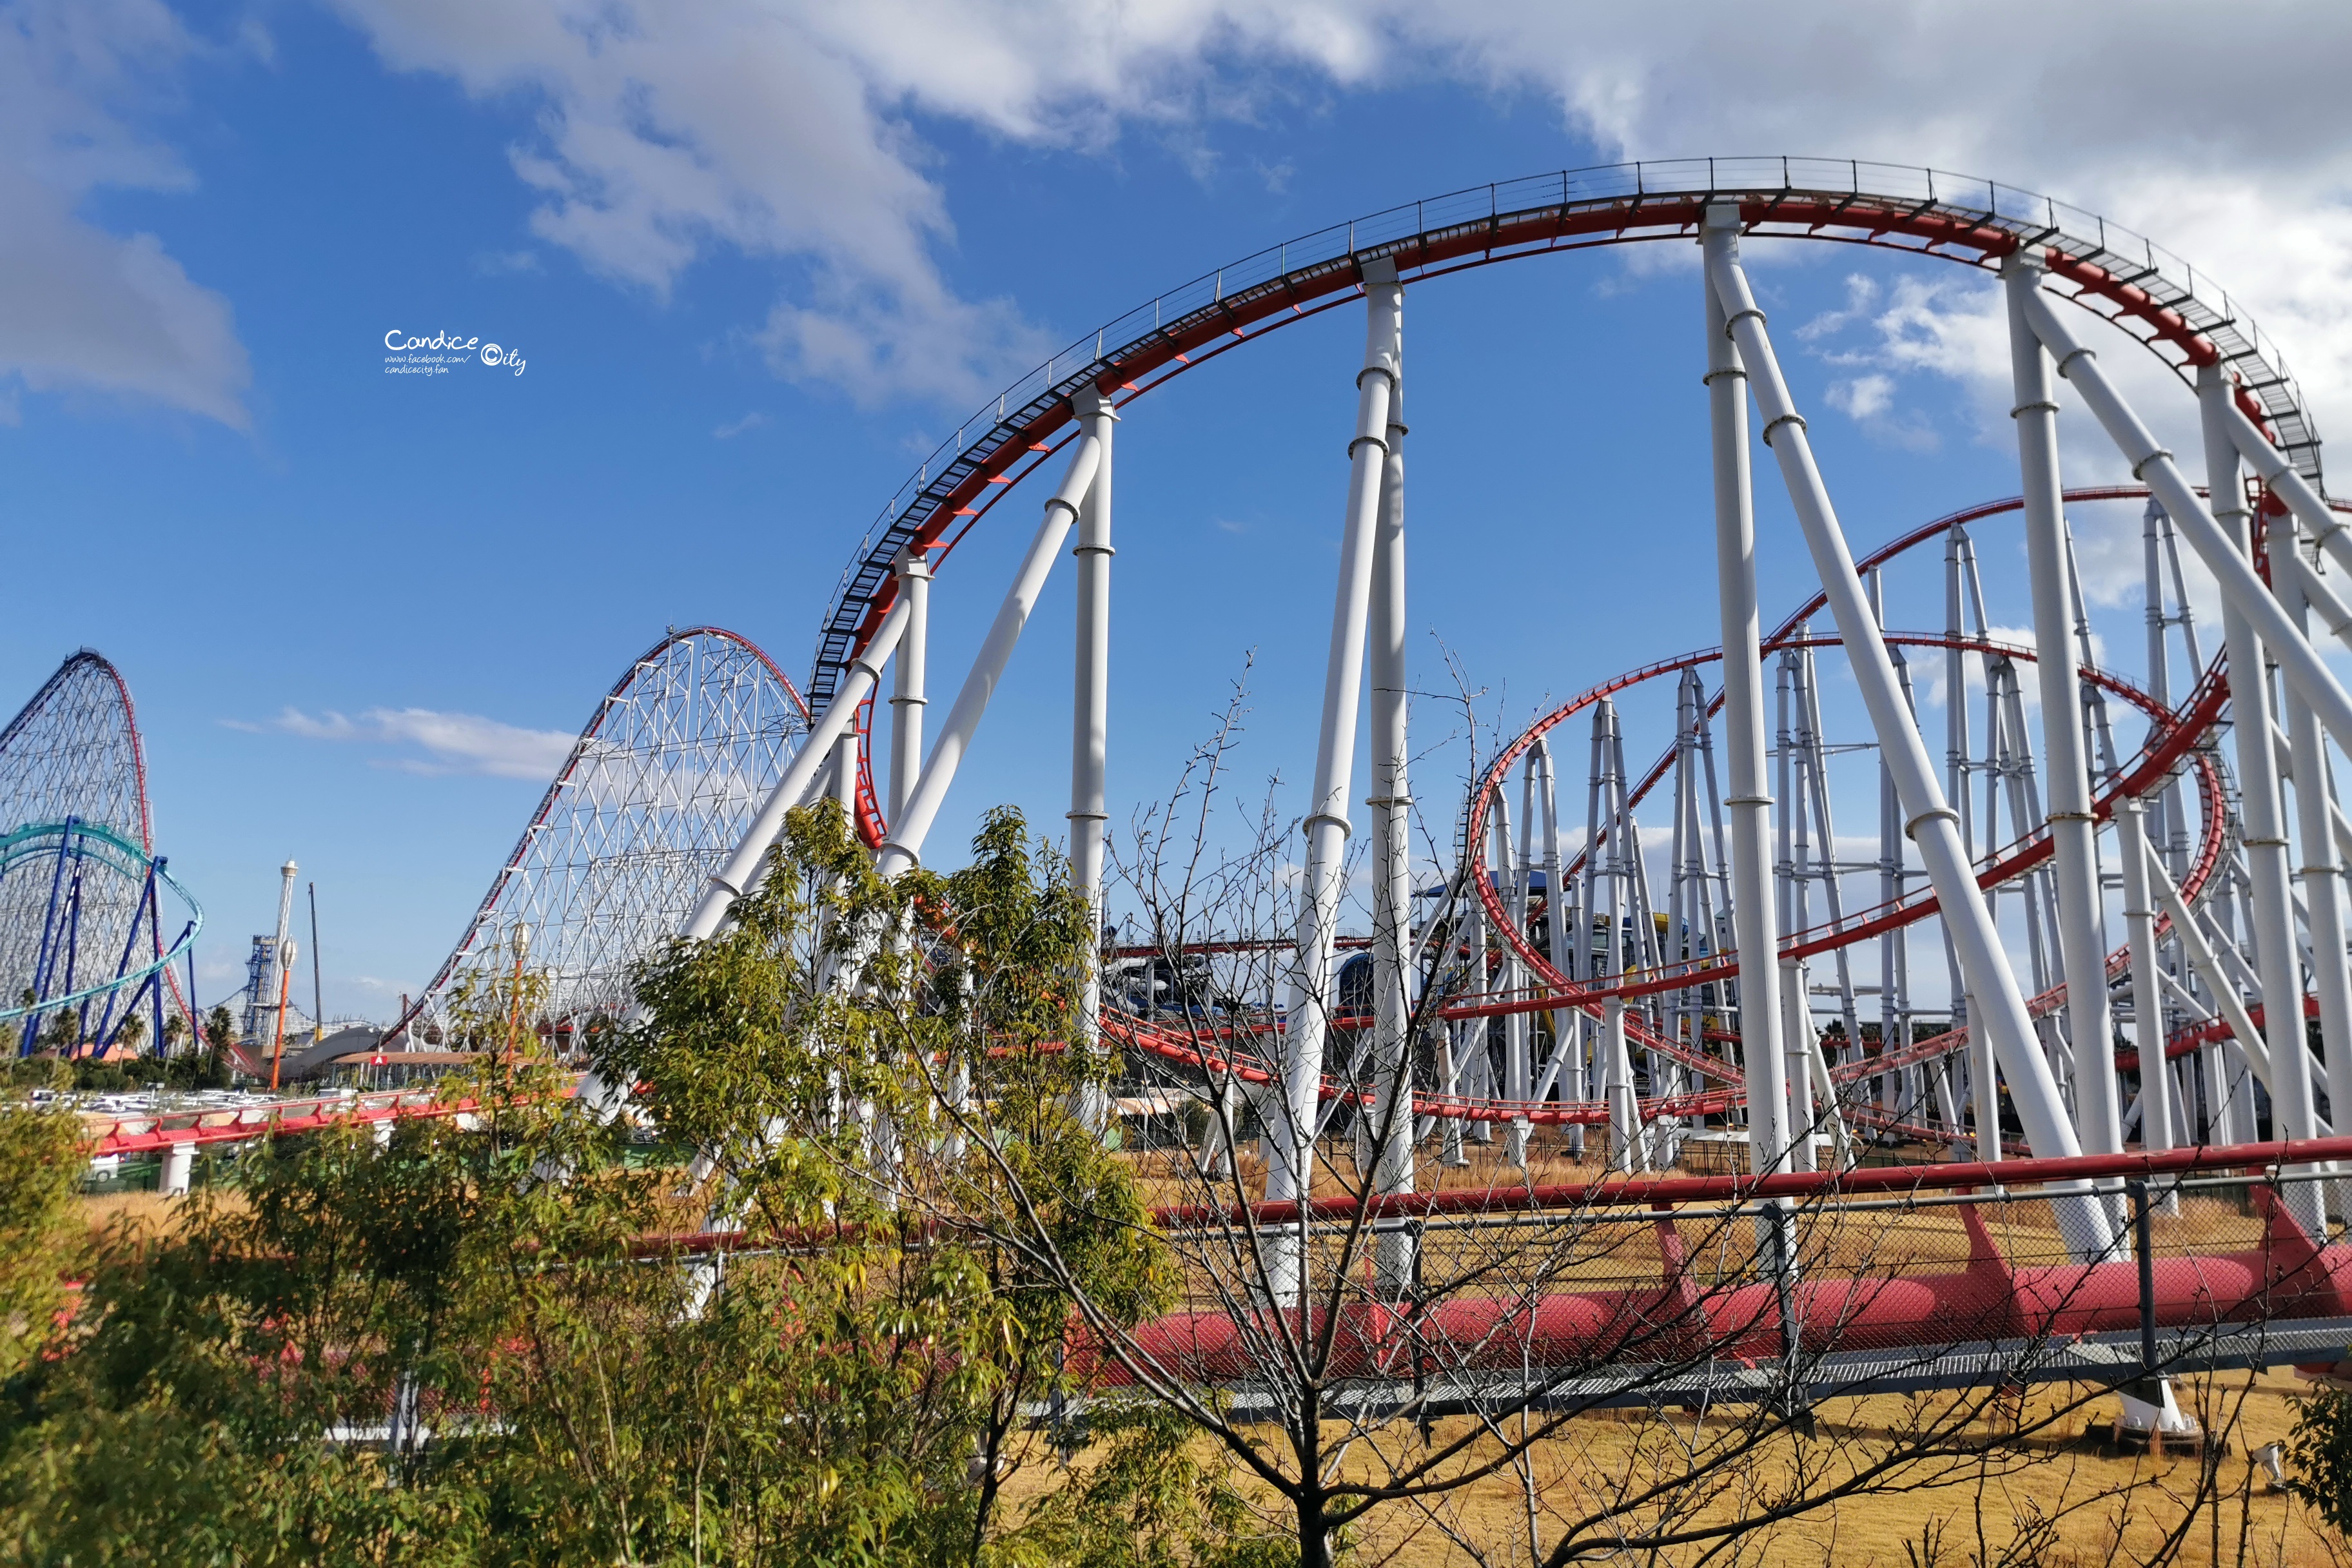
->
[1492,781,1531,1166]
[2115,801,2172,1155]
[831,730,859,816]
[264,858,297,1051]
[1268,258,1404,1293]
[1068,387,1119,1132]
[2184,364,2322,1228]
[2274,505,2352,1207]
[1700,206,1789,1181]
[2215,396,2352,582]
[1533,738,1582,1156]
[1367,349,1417,1288]
[681,596,912,938]
[2003,253,2121,1161]
[2014,288,2352,758]
[888,545,931,823]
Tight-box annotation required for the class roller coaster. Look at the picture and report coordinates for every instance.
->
[52,158,2352,1424]
[0,651,199,1059]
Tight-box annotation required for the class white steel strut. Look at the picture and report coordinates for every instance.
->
[2005,254,2122,1164]
[1706,219,2108,1250]
[1268,259,1403,1292]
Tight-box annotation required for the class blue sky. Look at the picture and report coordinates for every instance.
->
[6,1,2350,1022]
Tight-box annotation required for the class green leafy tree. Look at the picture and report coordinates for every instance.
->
[161,1004,237,1090]
[41,1012,78,1057]
[0,1099,83,1381]
[108,1014,144,1057]
[600,799,1197,1563]
[67,1061,125,1095]
[0,1102,527,1563]
[0,801,1245,1567]
[2289,1390,2352,1538]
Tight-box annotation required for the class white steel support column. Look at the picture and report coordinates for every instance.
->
[2116,802,2172,1155]
[831,730,859,815]
[2189,366,2322,1223]
[1492,782,1531,1167]
[2216,395,2352,583]
[2004,255,2121,1161]
[683,594,913,938]
[2115,798,2198,1433]
[2276,505,2352,1213]
[2022,278,2349,1208]
[877,431,1106,880]
[1603,997,1640,1172]
[1268,260,1404,1292]
[1707,220,2108,1253]
[1781,959,1816,1173]
[162,1139,193,1197]
[1533,738,1582,1156]
[1701,206,1789,1180]
[2142,845,2272,1086]
[888,546,931,822]
[1068,387,1118,1133]
[1367,357,1415,1289]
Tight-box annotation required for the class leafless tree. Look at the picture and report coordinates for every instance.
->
[844,665,2329,1566]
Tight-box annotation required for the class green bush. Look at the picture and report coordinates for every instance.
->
[0,805,1256,1567]
[5,1059,71,1093]
[68,1061,126,1095]
[2290,1389,2352,1538]
[0,1099,83,1380]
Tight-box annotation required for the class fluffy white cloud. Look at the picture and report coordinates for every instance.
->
[320,1,2352,436]
[0,0,249,426]
[264,705,575,779]
[22,0,2352,442]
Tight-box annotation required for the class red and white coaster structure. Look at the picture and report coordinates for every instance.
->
[103,161,2352,1415]
[677,162,2352,1415]
[714,161,2346,1229]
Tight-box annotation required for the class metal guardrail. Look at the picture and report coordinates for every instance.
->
[80,1075,583,1157]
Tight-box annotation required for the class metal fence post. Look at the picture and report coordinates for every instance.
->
[2130,1177,2158,1393]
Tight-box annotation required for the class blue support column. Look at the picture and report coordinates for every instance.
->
[92,856,159,1045]
[20,818,81,1054]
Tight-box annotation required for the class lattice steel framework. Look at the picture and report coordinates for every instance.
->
[411,628,807,1032]
[0,651,150,850]
[0,651,197,1046]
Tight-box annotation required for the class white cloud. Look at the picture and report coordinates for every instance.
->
[319,1,2352,449]
[5,0,2346,450]
[1826,372,1894,422]
[0,0,250,426]
[1820,369,1939,453]
[329,0,1074,407]
[263,705,574,780]
[712,409,766,438]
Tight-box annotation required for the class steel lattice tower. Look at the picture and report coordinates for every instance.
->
[0,652,153,1012]
[409,627,807,1035]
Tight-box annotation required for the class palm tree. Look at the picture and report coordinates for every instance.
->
[112,1014,147,1056]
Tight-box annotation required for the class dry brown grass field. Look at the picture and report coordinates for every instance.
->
[1101,1132,2351,1564]
[75,1137,2352,1562]
[992,1373,2342,1565]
